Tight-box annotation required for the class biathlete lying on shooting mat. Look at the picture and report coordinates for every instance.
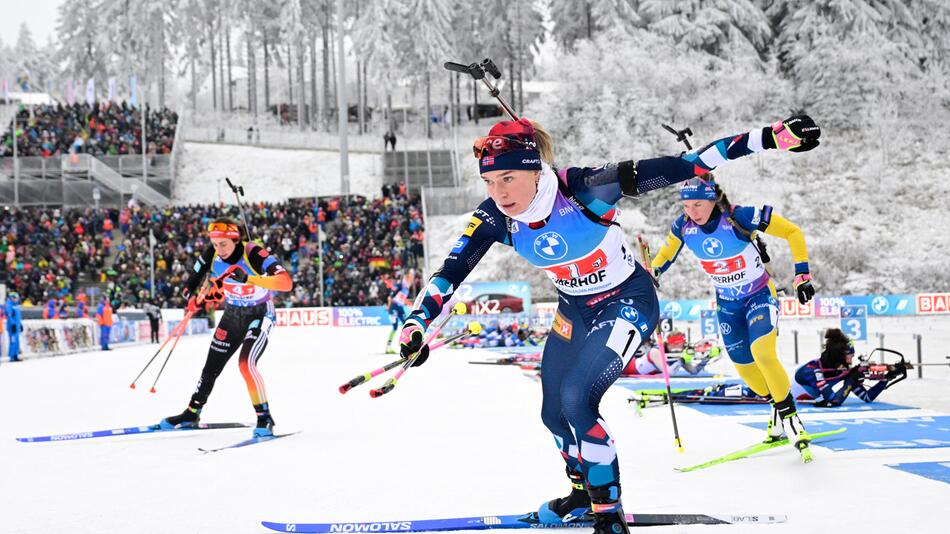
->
[632,328,910,408]
[395,113,820,533]
[620,337,722,377]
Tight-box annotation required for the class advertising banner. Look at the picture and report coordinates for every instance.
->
[273,307,333,327]
[334,307,391,327]
[916,293,950,315]
[815,295,916,318]
[452,281,532,316]
[658,299,715,322]
[18,319,98,358]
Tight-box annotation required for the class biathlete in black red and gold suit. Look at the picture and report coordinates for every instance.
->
[159,218,293,438]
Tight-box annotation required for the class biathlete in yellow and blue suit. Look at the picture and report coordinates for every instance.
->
[651,175,818,461]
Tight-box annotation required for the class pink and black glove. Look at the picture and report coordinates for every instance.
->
[765,115,821,152]
[793,274,815,305]
[399,319,429,367]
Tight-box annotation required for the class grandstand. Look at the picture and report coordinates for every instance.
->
[1,101,442,313]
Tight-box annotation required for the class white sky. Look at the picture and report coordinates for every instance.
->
[0,0,65,48]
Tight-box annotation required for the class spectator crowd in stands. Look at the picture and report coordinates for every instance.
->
[0,101,178,158]
[1,206,113,306]
[1,182,425,313]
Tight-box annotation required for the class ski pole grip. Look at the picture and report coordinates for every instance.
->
[443,62,470,73]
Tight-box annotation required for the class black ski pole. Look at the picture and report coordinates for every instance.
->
[661,123,694,151]
[444,59,519,121]
[225,177,251,239]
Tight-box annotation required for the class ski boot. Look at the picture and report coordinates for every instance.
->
[159,404,201,430]
[253,403,275,438]
[775,395,812,463]
[592,509,629,534]
[589,486,628,534]
[536,467,591,524]
[763,404,786,444]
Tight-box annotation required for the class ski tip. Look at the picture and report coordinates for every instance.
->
[261,521,284,532]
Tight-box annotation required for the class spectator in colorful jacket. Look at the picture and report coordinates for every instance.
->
[95,297,114,350]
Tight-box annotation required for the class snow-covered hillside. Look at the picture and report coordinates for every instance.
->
[174,142,382,204]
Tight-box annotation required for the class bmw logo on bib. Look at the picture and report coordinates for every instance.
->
[620,306,639,324]
[702,237,724,258]
[534,231,568,261]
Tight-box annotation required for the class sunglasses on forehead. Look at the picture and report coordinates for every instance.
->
[472,135,537,159]
[207,221,240,233]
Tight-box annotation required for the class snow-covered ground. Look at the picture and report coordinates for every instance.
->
[2,322,949,533]
[174,141,383,204]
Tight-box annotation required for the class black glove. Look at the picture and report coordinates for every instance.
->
[765,115,821,152]
[850,366,866,383]
[228,267,248,283]
[794,274,815,305]
[884,362,907,382]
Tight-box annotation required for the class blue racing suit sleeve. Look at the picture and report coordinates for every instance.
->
[560,126,773,209]
[405,199,509,329]
[729,205,773,234]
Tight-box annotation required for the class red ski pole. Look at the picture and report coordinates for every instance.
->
[133,265,236,393]
[638,233,684,452]
[129,313,192,389]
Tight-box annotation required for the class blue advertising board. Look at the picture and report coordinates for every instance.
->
[655,293,918,321]
[658,299,712,321]
[333,306,391,327]
[816,294,916,317]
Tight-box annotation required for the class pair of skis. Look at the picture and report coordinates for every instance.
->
[16,421,297,452]
[261,511,787,533]
[676,427,847,472]
[199,431,300,454]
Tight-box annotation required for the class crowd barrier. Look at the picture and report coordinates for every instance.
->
[0,313,210,361]
[5,294,944,360]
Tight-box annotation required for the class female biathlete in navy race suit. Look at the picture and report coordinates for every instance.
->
[651,175,817,460]
[791,328,907,406]
[397,116,820,533]
[159,219,293,438]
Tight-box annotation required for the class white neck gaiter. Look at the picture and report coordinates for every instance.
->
[500,162,558,224]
